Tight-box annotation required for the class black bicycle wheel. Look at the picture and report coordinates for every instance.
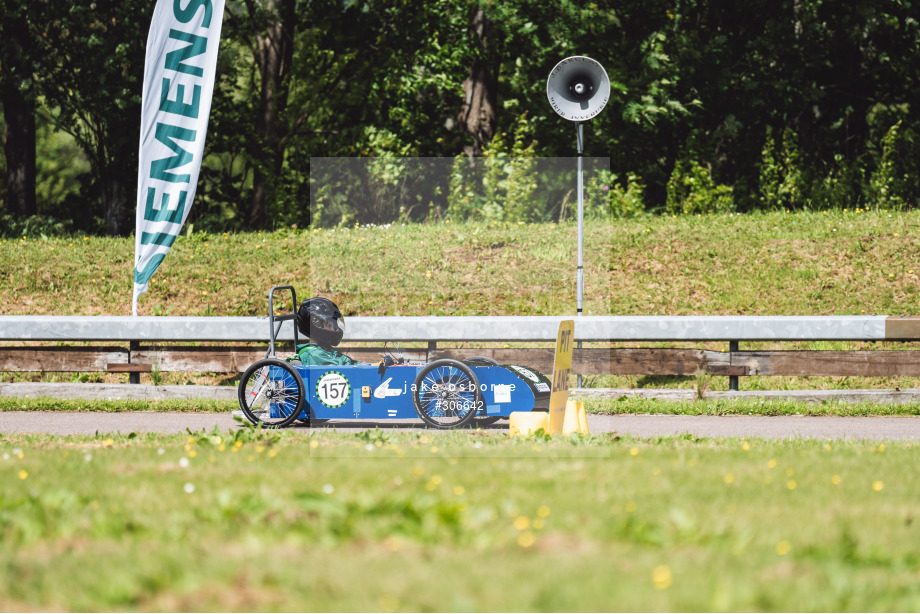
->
[463,355,500,366]
[464,357,502,425]
[412,359,483,429]
[237,358,305,428]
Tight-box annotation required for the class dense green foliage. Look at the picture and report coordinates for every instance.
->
[2,0,920,234]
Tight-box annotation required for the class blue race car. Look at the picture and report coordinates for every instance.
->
[237,286,552,429]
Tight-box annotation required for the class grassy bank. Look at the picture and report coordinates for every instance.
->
[1,430,917,611]
[2,208,920,317]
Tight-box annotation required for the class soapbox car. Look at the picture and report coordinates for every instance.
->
[237,286,552,429]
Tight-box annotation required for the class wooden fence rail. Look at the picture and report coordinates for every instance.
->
[3,315,920,388]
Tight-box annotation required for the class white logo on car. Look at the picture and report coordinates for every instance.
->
[374,377,403,399]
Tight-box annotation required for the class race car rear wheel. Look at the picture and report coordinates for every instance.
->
[238,358,305,429]
[413,359,483,429]
[464,357,503,425]
[463,355,500,366]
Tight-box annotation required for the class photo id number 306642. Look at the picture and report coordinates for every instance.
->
[438,399,484,412]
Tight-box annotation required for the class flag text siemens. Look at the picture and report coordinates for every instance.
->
[133,0,223,314]
[141,2,213,249]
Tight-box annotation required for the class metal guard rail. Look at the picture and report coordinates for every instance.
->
[2,315,920,343]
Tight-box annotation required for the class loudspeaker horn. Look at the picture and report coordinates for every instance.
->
[546,56,610,121]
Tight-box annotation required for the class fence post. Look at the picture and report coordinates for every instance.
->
[129,340,140,385]
[729,340,739,391]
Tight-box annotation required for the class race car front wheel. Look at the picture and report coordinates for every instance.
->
[413,359,483,429]
[238,358,305,428]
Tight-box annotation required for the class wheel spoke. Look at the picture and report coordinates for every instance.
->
[238,359,305,428]
[415,363,480,426]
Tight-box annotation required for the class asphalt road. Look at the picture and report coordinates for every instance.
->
[2,411,920,440]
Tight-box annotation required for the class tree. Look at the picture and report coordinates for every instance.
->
[229,0,296,227]
[660,0,920,207]
[0,0,38,217]
[8,0,919,232]
[217,0,471,227]
[30,0,149,235]
[457,6,499,156]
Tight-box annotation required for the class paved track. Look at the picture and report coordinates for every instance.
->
[2,411,919,440]
[4,383,920,440]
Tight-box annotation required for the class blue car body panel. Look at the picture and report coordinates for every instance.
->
[265,362,551,421]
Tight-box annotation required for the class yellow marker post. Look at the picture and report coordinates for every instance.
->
[562,399,590,435]
[547,320,575,434]
[562,399,580,435]
[577,401,589,434]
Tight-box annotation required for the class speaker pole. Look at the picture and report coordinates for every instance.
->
[545,55,610,390]
[576,121,584,317]
[576,121,584,389]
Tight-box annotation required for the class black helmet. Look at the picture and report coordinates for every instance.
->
[297,297,345,347]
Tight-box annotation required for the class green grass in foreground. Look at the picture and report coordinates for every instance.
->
[1,430,918,611]
[581,396,920,417]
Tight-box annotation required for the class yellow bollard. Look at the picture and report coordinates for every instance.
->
[562,399,581,435]
[577,401,589,435]
[562,400,590,435]
[509,411,549,436]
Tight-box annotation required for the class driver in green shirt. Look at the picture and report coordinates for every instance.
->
[292,297,359,366]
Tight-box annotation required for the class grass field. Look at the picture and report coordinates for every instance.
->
[4,211,920,610]
[2,429,919,612]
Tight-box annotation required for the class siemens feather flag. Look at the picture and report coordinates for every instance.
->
[133,0,224,315]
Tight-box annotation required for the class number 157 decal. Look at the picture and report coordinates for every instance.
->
[316,371,351,408]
